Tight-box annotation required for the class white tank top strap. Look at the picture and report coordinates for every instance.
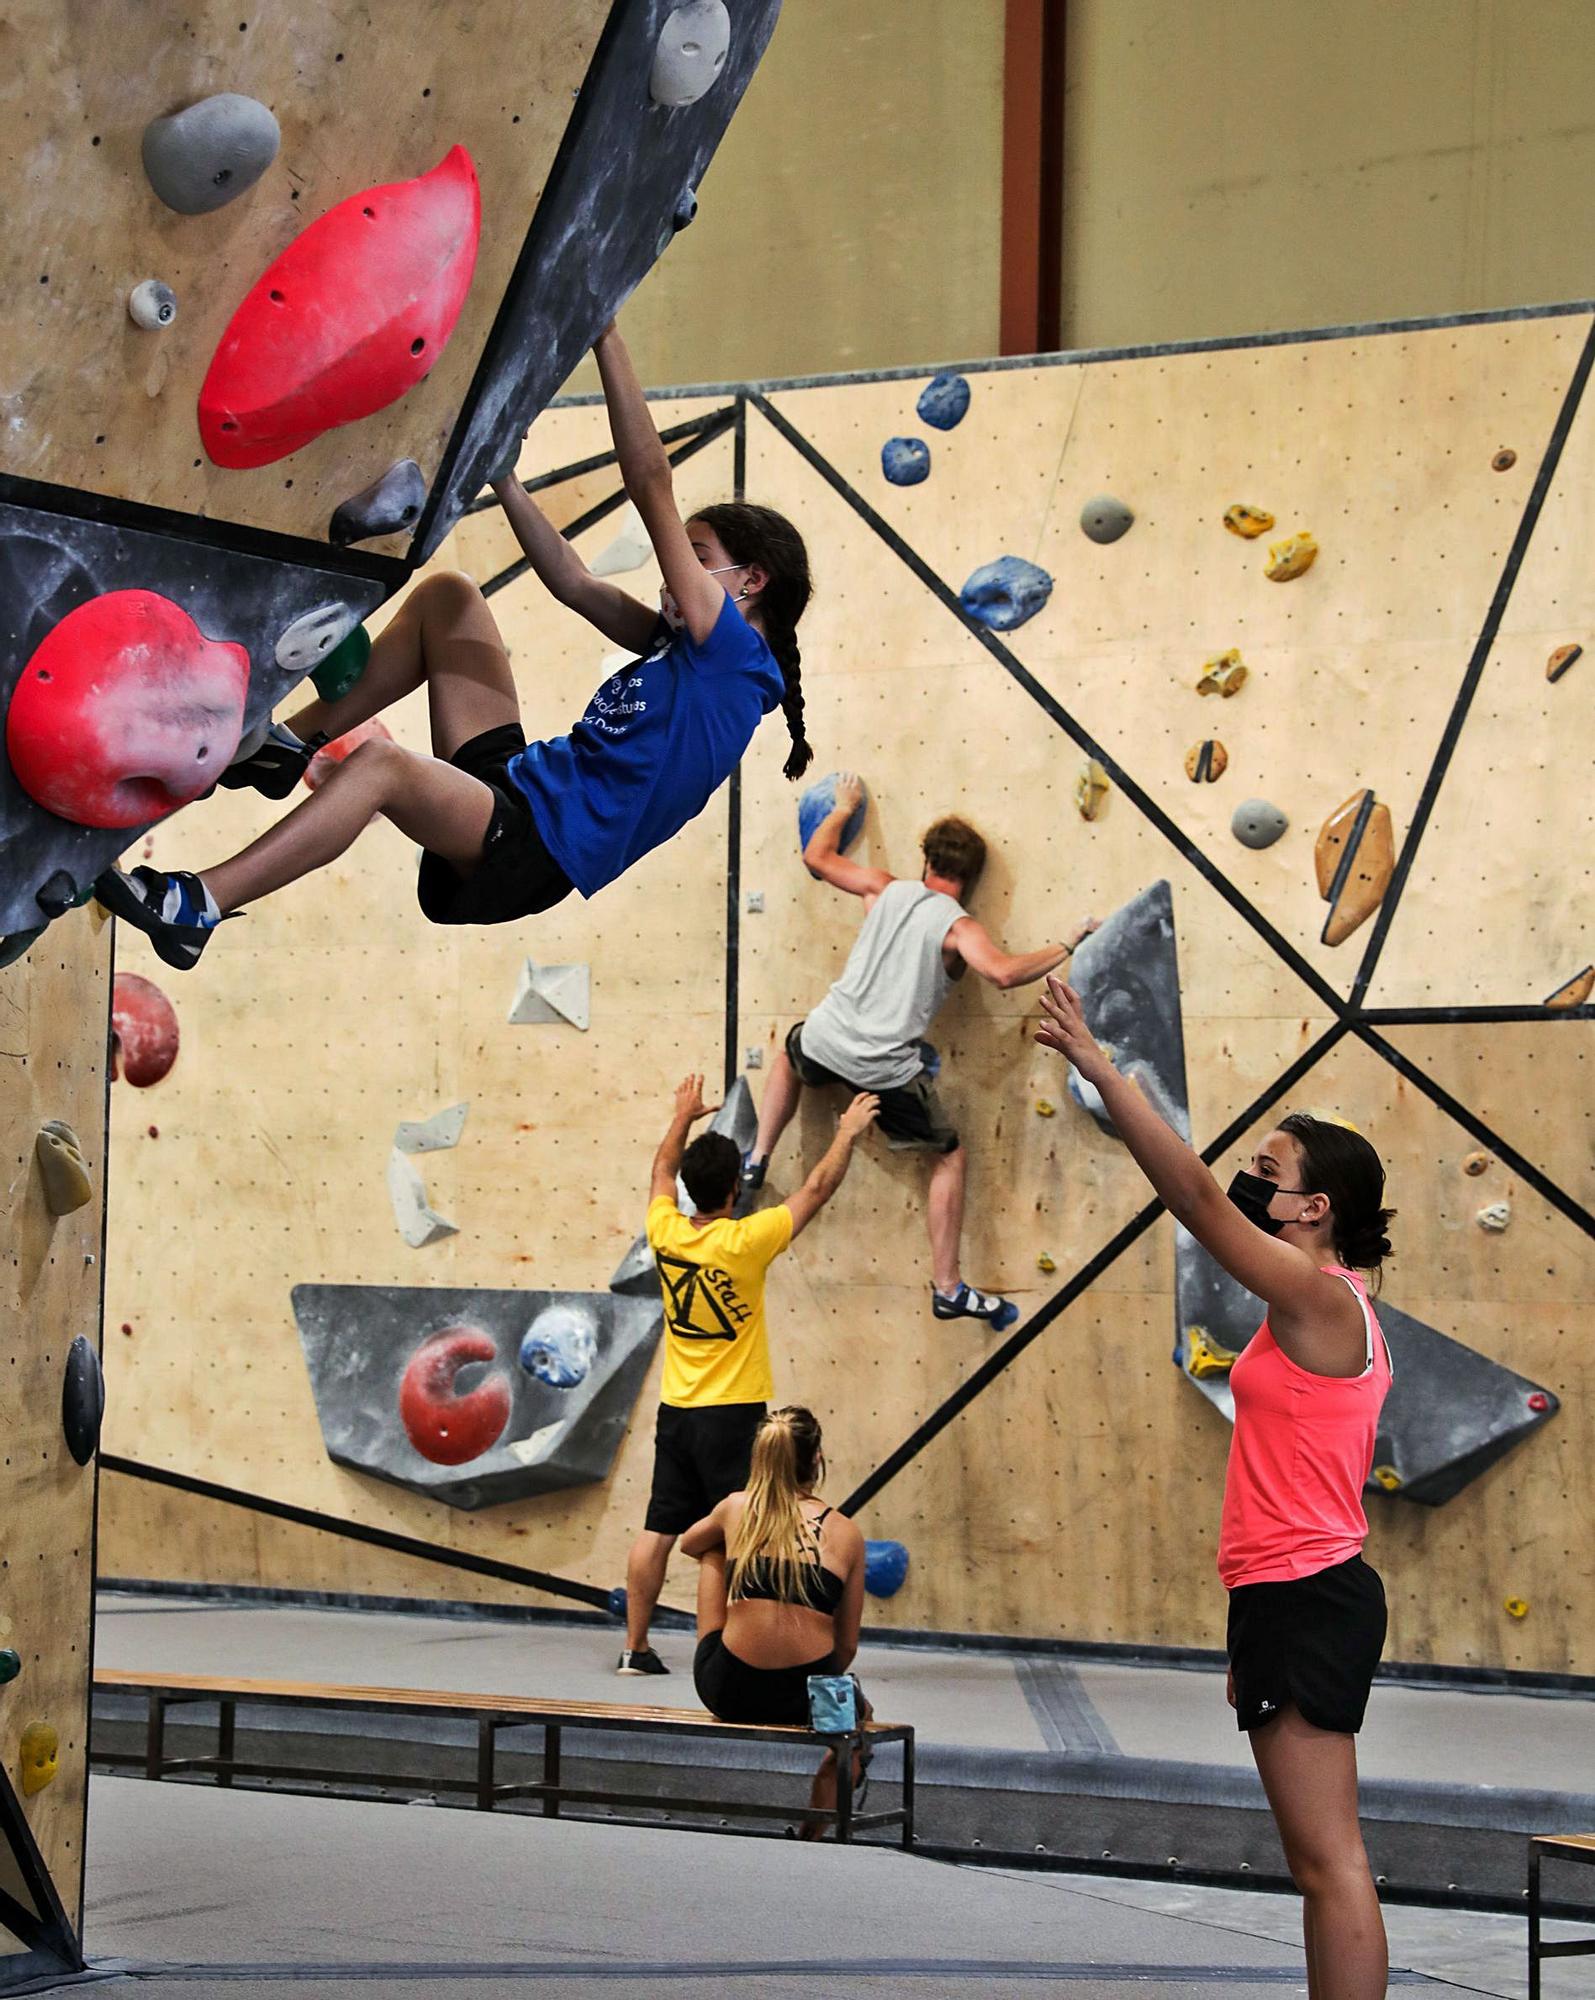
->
[1331,1268,1393,1381]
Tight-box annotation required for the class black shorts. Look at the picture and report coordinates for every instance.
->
[416,723,575,927]
[786,1022,958,1153]
[643,1401,766,1536]
[1227,1553,1387,1735]
[693,1631,842,1727]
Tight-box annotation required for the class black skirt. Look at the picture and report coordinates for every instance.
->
[1226,1553,1387,1735]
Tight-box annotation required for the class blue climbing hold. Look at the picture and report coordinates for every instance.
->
[881,437,930,487]
[864,1540,910,1599]
[914,1040,941,1079]
[798,772,868,865]
[916,374,970,431]
[518,1306,597,1390]
[607,1585,628,1622]
[960,556,1054,632]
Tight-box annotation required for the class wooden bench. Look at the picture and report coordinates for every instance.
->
[1529,1833,1595,1998]
[92,1669,914,1847]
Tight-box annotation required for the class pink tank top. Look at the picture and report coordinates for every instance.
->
[1217,1266,1393,1589]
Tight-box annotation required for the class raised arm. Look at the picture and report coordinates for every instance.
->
[489,473,660,655]
[784,1093,880,1238]
[1035,977,1338,1328]
[949,914,1097,991]
[649,1073,717,1205]
[803,774,893,900]
[593,323,729,646]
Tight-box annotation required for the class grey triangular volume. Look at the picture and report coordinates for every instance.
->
[1067,881,1191,1141]
[0,1762,81,1979]
[507,959,591,1030]
[610,1232,658,1297]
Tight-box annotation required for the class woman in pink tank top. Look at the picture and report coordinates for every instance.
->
[1039,977,1395,2000]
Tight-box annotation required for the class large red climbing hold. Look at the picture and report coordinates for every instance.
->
[399,1326,511,1467]
[111,973,180,1087]
[6,591,249,828]
[199,147,481,469]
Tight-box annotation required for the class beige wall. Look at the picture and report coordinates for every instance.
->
[564,0,1007,394]
[1061,0,1595,351]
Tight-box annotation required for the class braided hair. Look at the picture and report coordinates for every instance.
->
[691,502,813,779]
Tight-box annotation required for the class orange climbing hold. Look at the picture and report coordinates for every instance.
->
[1315,789,1395,946]
[1265,531,1318,582]
[1544,965,1594,1009]
[1223,504,1274,539]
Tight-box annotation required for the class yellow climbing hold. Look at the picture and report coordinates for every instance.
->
[1504,1595,1529,1620]
[1074,758,1110,822]
[1371,1465,1402,1492]
[35,1121,91,1217]
[1223,504,1274,539]
[1265,531,1318,582]
[19,1721,58,1796]
[1037,1252,1057,1274]
[1035,1099,1056,1118]
[1184,1326,1238,1379]
[1196,650,1248,698]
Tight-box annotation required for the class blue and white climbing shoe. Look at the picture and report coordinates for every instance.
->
[218,722,326,799]
[93,866,230,971]
[931,1283,1019,1333]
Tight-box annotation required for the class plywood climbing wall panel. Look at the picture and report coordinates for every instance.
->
[0,907,110,1948]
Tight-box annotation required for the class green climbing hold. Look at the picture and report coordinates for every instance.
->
[0,1649,19,1686]
[310,624,372,703]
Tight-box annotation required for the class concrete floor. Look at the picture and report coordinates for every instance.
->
[78,1773,1583,1999]
[96,1594,1595,1793]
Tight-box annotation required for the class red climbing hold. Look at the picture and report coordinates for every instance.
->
[399,1326,511,1467]
[6,591,249,829]
[304,717,394,791]
[199,146,481,469]
[111,973,180,1087]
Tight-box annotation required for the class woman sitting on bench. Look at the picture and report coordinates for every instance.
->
[682,1406,870,1836]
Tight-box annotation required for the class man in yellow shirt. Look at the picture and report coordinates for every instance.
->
[618,1072,878,1674]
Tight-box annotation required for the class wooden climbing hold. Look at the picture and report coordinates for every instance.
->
[1491,448,1517,472]
[1544,964,1594,1008]
[1184,1326,1238,1379]
[1223,504,1274,539]
[35,1122,91,1216]
[1074,759,1110,821]
[1462,1150,1492,1177]
[19,1722,57,1797]
[1546,643,1582,684]
[1184,739,1227,783]
[1196,649,1248,697]
[1265,531,1318,581]
[1314,789,1394,946]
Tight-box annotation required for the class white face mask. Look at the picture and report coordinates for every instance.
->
[661,561,750,630]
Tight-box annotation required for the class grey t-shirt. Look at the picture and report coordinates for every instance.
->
[798,878,966,1090]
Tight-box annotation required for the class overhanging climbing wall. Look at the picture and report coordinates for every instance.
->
[101,304,1593,1675]
[0,908,110,1987]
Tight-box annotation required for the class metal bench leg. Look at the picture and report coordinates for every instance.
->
[543,1724,561,1819]
[145,1694,166,1782]
[217,1698,236,1789]
[477,1720,496,1812]
[1528,1846,1541,2000]
[835,1736,855,1845]
[901,1733,915,1851]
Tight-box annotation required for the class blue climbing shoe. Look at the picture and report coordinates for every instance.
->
[219,722,326,799]
[931,1283,1019,1333]
[93,866,231,971]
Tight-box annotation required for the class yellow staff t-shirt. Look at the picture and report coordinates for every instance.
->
[645,1196,795,1407]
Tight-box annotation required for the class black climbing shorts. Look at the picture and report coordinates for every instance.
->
[693,1630,845,1727]
[786,1022,959,1153]
[644,1401,767,1537]
[1226,1553,1387,1735]
[416,723,575,927]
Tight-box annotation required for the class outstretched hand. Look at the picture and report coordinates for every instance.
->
[1035,977,1110,1079]
[838,1092,881,1140]
[1067,915,1101,951]
[673,1073,717,1124]
[833,771,864,814]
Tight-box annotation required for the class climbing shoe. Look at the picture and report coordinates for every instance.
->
[931,1283,1019,1333]
[93,866,231,972]
[218,722,327,799]
[740,1154,767,1193]
[616,1647,670,1677]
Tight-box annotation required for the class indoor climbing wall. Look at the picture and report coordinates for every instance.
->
[0,907,110,1984]
[101,305,1593,1674]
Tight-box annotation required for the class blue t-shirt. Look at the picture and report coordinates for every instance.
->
[507,595,785,898]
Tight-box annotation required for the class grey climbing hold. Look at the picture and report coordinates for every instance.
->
[1477,1201,1512,1234]
[674,187,699,231]
[881,438,930,487]
[1231,799,1288,850]
[274,602,362,676]
[61,1335,104,1467]
[1080,494,1133,544]
[386,1150,458,1250]
[1068,882,1190,1142]
[127,280,178,331]
[959,556,1053,632]
[916,374,970,431]
[613,1079,762,1288]
[609,1232,658,1299]
[141,93,281,215]
[34,871,79,920]
[520,1304,598,1390]
[509,959,590,1030]
[650,1,732,107]
[328,460,427,547]
[394,1103,469,1155]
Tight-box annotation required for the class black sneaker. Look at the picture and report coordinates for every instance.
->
[740,1153,767,1193]
[616,1647,670,1677]
[218,722,327,799]
[93,866,232,971]
[931,1283,1019,1333]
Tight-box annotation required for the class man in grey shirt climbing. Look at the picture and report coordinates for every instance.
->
[742,775,1096,1330]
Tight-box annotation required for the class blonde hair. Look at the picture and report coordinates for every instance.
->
[727,1406,825,1607]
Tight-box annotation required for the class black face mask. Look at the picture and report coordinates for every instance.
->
[1226,1169,1310,1236]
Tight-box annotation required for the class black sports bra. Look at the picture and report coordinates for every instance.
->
[733,1508,846,1614]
